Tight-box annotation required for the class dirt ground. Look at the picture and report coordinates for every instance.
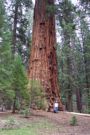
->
[32,110,90,135]
[0,110,90,135]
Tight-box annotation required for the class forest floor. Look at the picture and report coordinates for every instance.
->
[0,110,90,135]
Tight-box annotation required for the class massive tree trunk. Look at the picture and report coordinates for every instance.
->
[28,0,63,111]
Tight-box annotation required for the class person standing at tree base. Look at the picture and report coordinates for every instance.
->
[53,100,59,113]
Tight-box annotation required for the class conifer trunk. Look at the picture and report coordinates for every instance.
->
[28,0,63,111]
[12,1,19,54]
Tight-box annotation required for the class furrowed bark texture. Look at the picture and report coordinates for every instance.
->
[28,0,63,111]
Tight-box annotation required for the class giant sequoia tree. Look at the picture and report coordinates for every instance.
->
[28,0,63,111]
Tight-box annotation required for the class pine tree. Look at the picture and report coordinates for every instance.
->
[0,0,14,111]
[12,55,29,113]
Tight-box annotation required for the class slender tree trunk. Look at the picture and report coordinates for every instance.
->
[76,89,82,112]
[66,92,73,111]
[66,58,73,112]
[12,2,18,54]
[12,95,16,113]
[28,0,63,111]
[12,2,19,113]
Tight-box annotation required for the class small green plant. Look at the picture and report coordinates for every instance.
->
[2,117,19,129]
[28,79,48,110]
[20,108,30,118]
[70,116,77,126]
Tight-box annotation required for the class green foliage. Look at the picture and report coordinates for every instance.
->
[15,99,21,110]
[70,116,77,126]
[28,80,48,110]
[9,0,32,64]
[0,0,15,105]
[20,108,31,118]
[85,109,90,114]
[0,27,29,110]
[12,55,28,96]
[58,0,75,30]
[57,0,90,113]
[0,0,5,30]
[12,55,29,110]
[0,0,30,109]
[46,4,56,16]
[0,38,14,104]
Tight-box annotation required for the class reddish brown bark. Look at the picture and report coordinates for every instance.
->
[28,0,63,111]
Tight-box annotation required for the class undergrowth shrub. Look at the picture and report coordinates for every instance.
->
[28,80,48,110]
[20,108,31,118]
[70,116,77,126]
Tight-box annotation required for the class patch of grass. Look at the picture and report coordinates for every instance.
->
[0,127,36,135]
[0,118,56,135]
[2,117,20,130]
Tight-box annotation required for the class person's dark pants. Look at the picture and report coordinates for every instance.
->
[54,107,58,113]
